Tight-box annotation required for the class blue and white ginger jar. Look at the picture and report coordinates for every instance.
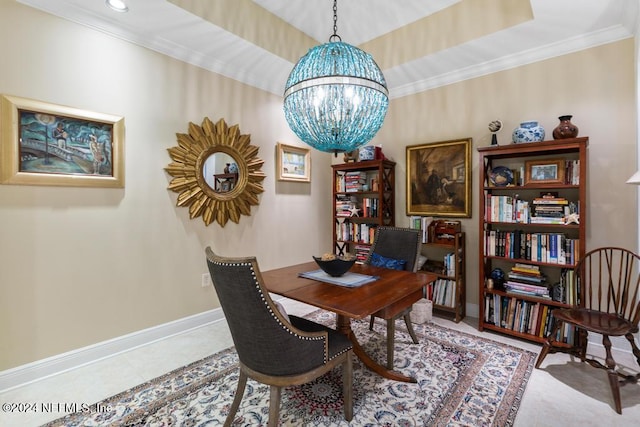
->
[512,121,545,143]
[227,162,239,173]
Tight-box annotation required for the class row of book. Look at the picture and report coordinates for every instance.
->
[565,160,580,185]
[484,230,580,265]
[484,294,574,344]
[408,215,434,243]
[336,195,379,217]
[427,279,457,308]
[484,195,579,224]
[336,222,376,244]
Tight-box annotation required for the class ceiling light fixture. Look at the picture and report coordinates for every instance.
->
[106,0,129,13]
[283,0,388,155]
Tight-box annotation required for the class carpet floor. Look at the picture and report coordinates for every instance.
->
[44,310,536,426]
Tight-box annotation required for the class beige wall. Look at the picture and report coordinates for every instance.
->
[375,38,638,309]
[0,0,637,371]
[0,0,333,370]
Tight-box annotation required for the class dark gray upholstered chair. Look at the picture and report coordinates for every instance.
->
[205,247,353,426]
[364,226,423,369]
[535,247,640,414]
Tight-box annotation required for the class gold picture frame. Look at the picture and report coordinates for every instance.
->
[276,142,311,182]
[0,94,124,187]
[406,138,472,217]
[524,159,565,185]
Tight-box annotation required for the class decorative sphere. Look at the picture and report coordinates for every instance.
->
[284,41,388,153]
[488,120,502,133]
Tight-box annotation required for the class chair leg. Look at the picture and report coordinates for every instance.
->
[403,313,419,344]
[267,385,282,426]
[369,315,375,331]
[224,369,248,427]
[342,352,353,422]
[577,328,589,361]
[535,320,562,369]
[625,332,640,366]
[603,335,622,414]
[386,319,395,370]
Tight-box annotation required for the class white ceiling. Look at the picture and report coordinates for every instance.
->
[16,0,639,99]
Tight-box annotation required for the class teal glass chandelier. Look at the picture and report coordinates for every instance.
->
[283,0,388,154]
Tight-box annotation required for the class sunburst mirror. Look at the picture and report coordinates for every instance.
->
[165,117,265,226]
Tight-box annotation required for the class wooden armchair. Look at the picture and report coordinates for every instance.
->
[205,247,353,426]
[535,247,640,414]
[364,226,423,369]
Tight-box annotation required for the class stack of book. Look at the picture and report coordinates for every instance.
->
[504,263,550,298]
[344,171,367,192]
[531,196,568,224]
[336,194,356,217]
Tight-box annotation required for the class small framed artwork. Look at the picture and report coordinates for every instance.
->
[406,138,472,217]
[0,94,125,187]
[276,142,310,182]
[524,159,565,185]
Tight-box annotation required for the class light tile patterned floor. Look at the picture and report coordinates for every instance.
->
[1,298,639,426]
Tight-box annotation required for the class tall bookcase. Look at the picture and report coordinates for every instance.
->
[477,137,587,344]
[332,160,395,260]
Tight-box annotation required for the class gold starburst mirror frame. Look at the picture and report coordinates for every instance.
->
[165,118,265,226]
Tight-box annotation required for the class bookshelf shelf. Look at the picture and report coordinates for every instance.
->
[332,160,395,261]
[477,137,588,344]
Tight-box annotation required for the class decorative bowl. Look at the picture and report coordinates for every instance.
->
[313,256,356,277]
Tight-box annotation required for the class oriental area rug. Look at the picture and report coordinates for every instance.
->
[45,310,536,426]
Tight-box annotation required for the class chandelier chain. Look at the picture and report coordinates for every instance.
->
[330,0,341,42]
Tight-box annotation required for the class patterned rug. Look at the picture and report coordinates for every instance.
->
[44,311,536,426]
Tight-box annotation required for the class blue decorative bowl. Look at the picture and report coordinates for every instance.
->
[512,121,545,143]
[313,256,356,277]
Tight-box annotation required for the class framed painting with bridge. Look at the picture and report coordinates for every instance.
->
[0,94,124,187]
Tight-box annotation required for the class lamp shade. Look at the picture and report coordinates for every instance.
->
[283,41,388,154]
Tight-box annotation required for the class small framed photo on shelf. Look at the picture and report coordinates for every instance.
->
[276,142,311,182]
[524,159,565,185]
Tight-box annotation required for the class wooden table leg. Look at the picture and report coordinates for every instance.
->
[336,314,417,383]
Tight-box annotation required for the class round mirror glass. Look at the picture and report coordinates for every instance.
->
[202,152,239,193]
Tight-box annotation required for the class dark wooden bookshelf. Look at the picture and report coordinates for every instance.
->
[477,137,588,345]
[332,160,395,259]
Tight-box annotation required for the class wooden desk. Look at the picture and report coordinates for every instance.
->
[261,261,436,383]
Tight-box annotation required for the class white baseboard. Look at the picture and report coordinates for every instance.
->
[0,308,225,393]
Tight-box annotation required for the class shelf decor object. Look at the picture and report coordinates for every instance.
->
[0,94,125,188]
[552,115,579,139]
[165,117,265,227]
[512,121,545,143]
[283,0,388,155]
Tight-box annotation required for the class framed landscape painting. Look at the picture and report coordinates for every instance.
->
[0,94,125,187]
[276,142,311,182]
[406,138,472,217]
